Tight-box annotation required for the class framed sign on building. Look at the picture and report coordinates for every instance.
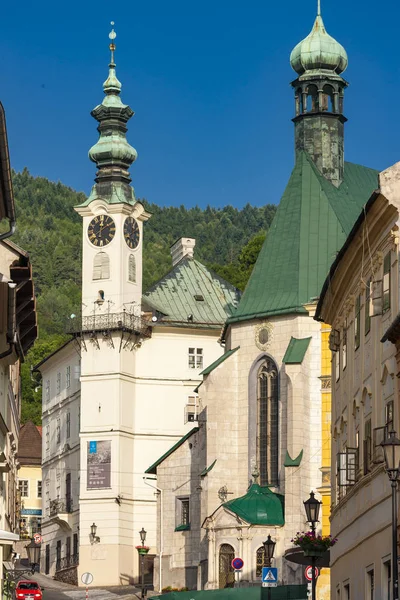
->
[87,440,111,489]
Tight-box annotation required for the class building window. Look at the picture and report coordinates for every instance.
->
[367,569,374,600]
[185,395,199,423]
[364,419,372,475]
[256,547,265,577]
[383,252,391,313]
[66,536,71,558]
[56,372,61,396]
[66,412,71,439]
[56,418,61,444]
[365,279,371,335]
[342,323,347,371]
[66,366,71,389]
[37,481,42,498]
[257,358,279,487]
[73,533,78,557]
[176,497,190,527]
[45,425,50,455]
[336,447,358,501]
[343,583,350,599]
[19,480,29,497]
[383,561,391,600]
[355,295,361,349]
[386,401,394,431]
[45,379,50,403]
[93,251,110,280]
[128,254,136,283]
[188,348,203,369]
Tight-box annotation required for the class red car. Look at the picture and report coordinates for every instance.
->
[15,581,42,600]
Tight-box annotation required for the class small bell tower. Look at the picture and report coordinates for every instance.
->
[289,2,348,186]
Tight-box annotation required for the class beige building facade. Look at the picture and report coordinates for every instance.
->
[315,161,400,598]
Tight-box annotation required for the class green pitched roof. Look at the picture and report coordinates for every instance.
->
[282,337,311,364]
[143,258,241,328]
[200,346,239,376]
[145,427,199,474]
[228,152,378,324]
[223,484,284,526]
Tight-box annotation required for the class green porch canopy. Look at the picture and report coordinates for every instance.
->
[153,585,308,599]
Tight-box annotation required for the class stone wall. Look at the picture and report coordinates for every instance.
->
[54,566,78,586]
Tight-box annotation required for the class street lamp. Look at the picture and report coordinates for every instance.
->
[137,528,148,599]
[381,430,400,600]
[304,491,322,600]
[263,535,276,600]
[25,539,41,574]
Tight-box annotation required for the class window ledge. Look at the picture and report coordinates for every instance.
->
[175,524,190,532]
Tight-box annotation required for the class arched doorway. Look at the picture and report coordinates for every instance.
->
[218,544,235,589]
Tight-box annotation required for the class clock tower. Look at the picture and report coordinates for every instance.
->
[74,24,151,585]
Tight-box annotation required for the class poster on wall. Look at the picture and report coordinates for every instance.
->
[87,440,111,489]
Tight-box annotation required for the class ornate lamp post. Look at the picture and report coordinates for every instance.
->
[263,535,276,600]
[381,430,400,600]
[136,527,149,599]
[303,491,322,600]
[25,538,41,574]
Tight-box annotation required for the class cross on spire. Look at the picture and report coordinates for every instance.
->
[109,21,116,66]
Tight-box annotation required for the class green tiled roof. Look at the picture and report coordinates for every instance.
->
[223,484,284,526]
[282,337,311,364]
[145,427,199,474]
[228,152,378,324]
[200,347,239,376]
[143,258,241,328]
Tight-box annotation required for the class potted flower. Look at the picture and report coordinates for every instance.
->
[291,531,337,557]
[135,545,150,556]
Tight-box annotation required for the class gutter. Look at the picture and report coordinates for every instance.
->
[0,284,16,359]
[0,220,16,242]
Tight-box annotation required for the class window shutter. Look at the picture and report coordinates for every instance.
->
[93,252,110,280]
[128,255,136,282]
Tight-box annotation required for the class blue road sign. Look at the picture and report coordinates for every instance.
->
[262,567,278,585]
[232,557,244,570]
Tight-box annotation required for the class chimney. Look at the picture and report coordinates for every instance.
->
[170,238,196,267]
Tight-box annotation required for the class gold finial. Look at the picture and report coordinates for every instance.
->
[109,21,117,65]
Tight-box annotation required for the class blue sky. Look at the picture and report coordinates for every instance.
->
[2,0,398,208]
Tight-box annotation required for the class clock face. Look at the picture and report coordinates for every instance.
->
[87,215,116,247]
[124,217,140,249]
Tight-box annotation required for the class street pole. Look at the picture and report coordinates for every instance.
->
[141,553,145,599]
[266,557,271,600]
[392,479,399,600]
[311,522,316,600]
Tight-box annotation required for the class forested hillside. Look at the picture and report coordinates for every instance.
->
[11,168,277,423]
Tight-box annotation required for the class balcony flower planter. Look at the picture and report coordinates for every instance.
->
[135,545,150,556]
[304,549,326,557]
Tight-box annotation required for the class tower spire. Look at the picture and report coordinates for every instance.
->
[317,0,321,16]
[86,22,138,206]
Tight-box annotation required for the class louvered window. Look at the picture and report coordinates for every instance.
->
[93,252,110,280]
[128,254,136,283]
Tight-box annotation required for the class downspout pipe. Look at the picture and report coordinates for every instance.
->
[0,283,16,359]
[143,476,163,593]
[0,220,16,242]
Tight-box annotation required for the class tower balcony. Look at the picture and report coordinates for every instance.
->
[49,499,74,531]
[67,311,152,339]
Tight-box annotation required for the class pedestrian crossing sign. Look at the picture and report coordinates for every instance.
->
[262,567,278,587]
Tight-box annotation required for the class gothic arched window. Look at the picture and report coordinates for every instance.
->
[257,358,279,486]
[256,546,265,577]
[128,254,136,283]
[218,544,235,589]
[93,252,110,280]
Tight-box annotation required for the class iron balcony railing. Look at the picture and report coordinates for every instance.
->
[56,553,79,572]
[50,498,73,516]
[67,311,151,338]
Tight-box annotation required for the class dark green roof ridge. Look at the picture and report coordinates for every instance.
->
[200,347,240,376]
[145,427,199,474]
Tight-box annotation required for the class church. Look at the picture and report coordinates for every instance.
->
[147,5,379,597]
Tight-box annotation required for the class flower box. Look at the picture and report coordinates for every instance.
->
[135,545,150,556]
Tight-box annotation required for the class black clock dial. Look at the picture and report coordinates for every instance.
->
[87,215,116,247]
[124,217,140,249]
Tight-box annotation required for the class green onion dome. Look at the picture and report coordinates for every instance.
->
[290,14,348,76]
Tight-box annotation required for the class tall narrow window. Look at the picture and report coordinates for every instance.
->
[367,569,374,600]
[335,347,340,382]
[342,322,347,371]
[383,252,391,312]
[56,418,61,445]
[93,251,110,280]
[188,348,203,369]
[355,295,361,349]
[37,481,42,498]
[66,412,71,439]
[128,254,136,283]
[56,372,61,396]
[257,358,279,487]
[386,400,394,431]
[66,366,71,389]
[364,419,372,475]
[365,279,371,335]
[45,425,50,456]
[256,547,265,577]
[45,380,50,403]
